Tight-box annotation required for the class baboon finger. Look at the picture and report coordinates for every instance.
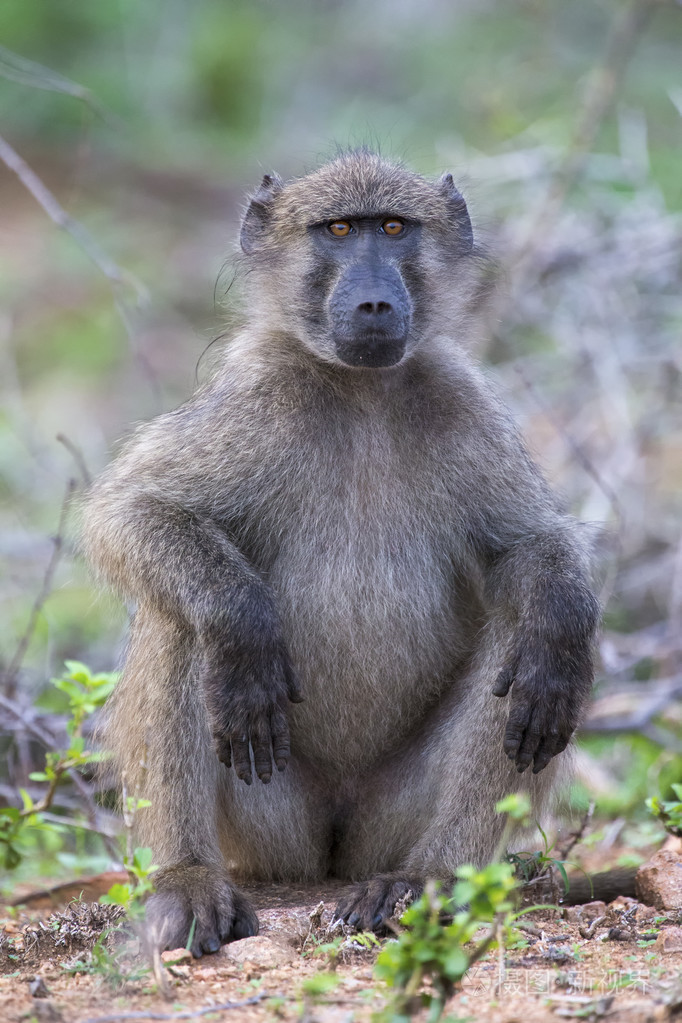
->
[230,889,259,940]
[285,662,304,703]
[552,732,571,756]
[531,735,558,774]
[270,706,291,772]
[514,716,543,773]
[231,734,252,785]
[214,733,232,767]
[492,664,515,697]
[189,906,222,958]
[251,723,273,783]
[502,701,530,759]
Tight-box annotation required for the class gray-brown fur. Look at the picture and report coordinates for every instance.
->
[82,151,599,952]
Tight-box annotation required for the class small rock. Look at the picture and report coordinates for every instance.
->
[24,1002,63,1022]
[193,966,218,981]
[608,895,638,912]
[29,977,50,998]
[635,904,658,924]
[653,926,682,954]
[217,935,294,969]
[636,849,682,910]
[563,901,606,923]
[161,947,192,964]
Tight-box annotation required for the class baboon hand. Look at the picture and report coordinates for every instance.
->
[201,634,303,784]
[492,639,592,774]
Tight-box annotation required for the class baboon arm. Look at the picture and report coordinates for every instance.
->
[83,486,267,631]
[482,525,600,774]
[83,479,301,785]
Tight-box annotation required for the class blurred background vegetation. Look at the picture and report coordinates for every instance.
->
[0,0,681,884]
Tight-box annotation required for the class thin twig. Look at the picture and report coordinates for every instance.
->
[120,771,136,867]
[38,810,119,838]
[512,0,665,274]
[2,477,76,699]
[79,993,268,1022]
[57,432,93,487]
[495,920,505,996]
[557,802,595,860]
[0,45,121,129]
[0,132,147,304]
[513,364,624,529]
[0,693,121,861]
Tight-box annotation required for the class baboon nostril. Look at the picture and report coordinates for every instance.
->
[357,301,393,316]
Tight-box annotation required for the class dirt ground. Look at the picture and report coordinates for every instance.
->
[2,873,682,1023]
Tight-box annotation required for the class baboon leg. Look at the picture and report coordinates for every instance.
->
[105,609,261,955]
[334,629,563,929]
[109,609,333,946]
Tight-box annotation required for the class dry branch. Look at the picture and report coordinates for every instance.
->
[513,0,670,274]
[2,477,76,699]
[79,994,268,1022]
[0,45,121,129]
[0,132,147,304]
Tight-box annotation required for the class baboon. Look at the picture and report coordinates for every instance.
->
[82,151,599,956]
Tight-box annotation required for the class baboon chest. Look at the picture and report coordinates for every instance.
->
[231,406,478,768]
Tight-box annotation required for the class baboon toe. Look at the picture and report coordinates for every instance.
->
[334,874,424,933]
[145,863,258,957]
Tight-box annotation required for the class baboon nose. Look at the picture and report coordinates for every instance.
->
[356,300,393,317]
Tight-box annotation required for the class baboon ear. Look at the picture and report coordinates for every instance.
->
[438,173,473,252]
[240,173,284,254]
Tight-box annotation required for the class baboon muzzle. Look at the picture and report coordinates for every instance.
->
[329,262,412,368]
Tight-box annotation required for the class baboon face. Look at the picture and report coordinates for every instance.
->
[239,152,474,369]
[307,214,416,368]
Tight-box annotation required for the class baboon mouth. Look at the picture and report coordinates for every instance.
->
[335,339,406,368]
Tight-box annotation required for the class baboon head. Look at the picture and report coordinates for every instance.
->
[239,151,478,369]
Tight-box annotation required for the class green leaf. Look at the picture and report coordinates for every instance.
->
[3,846,22,870]
[18,789,35,812]
[495,792,531,820]
[443,947,469,979]
[554,860,570,893]
[100,883,132,906]
[132,847,154,873]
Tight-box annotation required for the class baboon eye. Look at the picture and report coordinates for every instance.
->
[328,221,352,237]
[382,219,405,236]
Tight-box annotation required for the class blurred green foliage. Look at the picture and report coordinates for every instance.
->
[0,0,680,200]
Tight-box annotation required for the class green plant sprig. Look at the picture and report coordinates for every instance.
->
[372,792,531,1023]
[0,661,117,870]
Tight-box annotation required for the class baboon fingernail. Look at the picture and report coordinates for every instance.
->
[276,759,287,771]
[260,774,271,783]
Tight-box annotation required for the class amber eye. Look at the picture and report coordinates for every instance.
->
[329,221,352,237]
[382,219,405,236]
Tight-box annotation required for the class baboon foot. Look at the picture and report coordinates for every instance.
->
[145,862,258,957]
[334,873,424,932]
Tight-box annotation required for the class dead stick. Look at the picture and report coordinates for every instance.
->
[513,0,665,274]
[2,478,76,698]
[79,993,268,1022]
[0,132,146,302]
